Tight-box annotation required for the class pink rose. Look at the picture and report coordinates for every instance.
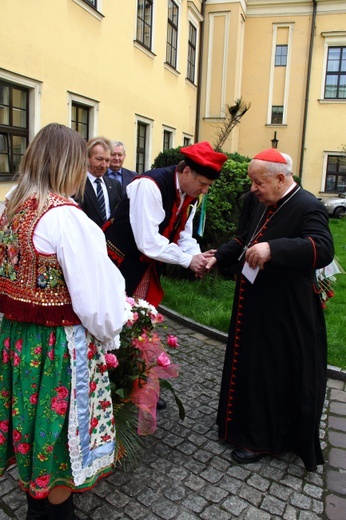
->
[48,331,56,346]
[167,335,179,348]
[13,353,21,366]
[35,475,50,487]
[0,433,6,444]
[15,339,23,351]
[55,386,69,399]
[0,420,9,432]
[13,429,21,442]
[34,346,42,355]
[157,352,171,367]
[89,381,97,393]
[88,343,97,360]
[17,442,31,454]
[150,312,164,324]
[51,398,68,415]
[47,350,55,361]
[105,353,119,369]
[30,393,38,405]
[3,337,10,348]
[2,351,10,363]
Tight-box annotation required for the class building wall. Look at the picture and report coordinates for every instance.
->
[199,0,346,196]
[1,0,345,201]
[0,0,203,199]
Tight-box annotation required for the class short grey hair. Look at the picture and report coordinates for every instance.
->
[110,140,126,154]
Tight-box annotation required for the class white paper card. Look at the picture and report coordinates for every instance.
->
[242,261,259,284]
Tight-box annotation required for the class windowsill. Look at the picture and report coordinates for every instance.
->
[133,40,156,59]
[185,78,197,89]
[318,98,346,104]
[72,0,104,20]
[266,124,287,127]
[164,62,180,76]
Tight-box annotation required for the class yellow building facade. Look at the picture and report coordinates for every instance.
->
[1,0,345,200]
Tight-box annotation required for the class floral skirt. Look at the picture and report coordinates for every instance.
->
[0,318,116,498]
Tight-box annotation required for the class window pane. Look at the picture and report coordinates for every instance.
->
[12,88,27,109]
[327,48,341,72]
[12,107,27,128]
[271,106,283,124]
[275,45,287,66]
[0,85,9,105]
[0,105,10,125]
[0,134,9,173]
[12,135,27,172]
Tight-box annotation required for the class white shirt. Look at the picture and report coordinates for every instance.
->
[126,176,201,268]
[34,201,126,342]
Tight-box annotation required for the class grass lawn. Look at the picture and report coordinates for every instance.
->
[161,218,346,369]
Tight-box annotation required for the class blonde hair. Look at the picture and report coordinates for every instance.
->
[6,123,87,222]
[87,136,111,157]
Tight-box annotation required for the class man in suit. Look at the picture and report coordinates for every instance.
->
[75,137,122,227]
[105,141,137,196]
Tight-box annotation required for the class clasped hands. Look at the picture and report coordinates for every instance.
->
[189,242,271,277]
[189,249,216,278]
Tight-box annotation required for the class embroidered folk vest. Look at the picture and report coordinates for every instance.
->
[0,193,80,326]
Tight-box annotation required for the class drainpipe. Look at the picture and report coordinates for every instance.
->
[298,0,317,180]
[194,0,207,142]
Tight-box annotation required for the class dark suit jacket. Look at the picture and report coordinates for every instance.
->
[75,176,122,227]
[105,167,137,196]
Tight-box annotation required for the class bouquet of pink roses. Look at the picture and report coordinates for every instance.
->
[106,297,183,456]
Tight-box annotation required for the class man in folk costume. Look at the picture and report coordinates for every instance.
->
[104,141,228,307]
[206,148,334,472]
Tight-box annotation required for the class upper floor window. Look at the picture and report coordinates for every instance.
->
[271,105,283,124]
[136,0,153,50]
[166,0,179,69]
[71,102,90,140]
[183,136,191,147]
[324,47,346,99]
[187,22,197,83]
[325,155,346,192]
[275,45,288,66]
[0,80,29,179]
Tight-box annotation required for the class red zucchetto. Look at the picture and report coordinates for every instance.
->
[253,149,287,164]
[181,141,228,179]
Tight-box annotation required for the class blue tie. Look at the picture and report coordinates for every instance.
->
[95,178,107,222]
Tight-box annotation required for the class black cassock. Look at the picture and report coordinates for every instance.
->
[215,185,334,471]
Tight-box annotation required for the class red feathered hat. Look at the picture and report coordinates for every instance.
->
[180,141,228,179]
[253,148,287,164]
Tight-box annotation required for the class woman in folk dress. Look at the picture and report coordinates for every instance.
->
[0,123,126,519]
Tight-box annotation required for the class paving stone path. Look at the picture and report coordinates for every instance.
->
[0,309,345,519]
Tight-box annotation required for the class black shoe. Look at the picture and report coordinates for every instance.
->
[26,493,49,520]
[157,397,167,410]
[231,448,263,464]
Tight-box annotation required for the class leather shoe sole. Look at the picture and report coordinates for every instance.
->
[231,448,263,464]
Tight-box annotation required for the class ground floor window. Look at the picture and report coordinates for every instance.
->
[0,80,29,180]
[325,155,346,192]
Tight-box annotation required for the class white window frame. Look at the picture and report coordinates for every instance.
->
[162,125,175,150]
[186,2,203,85]
[320,32,346,102]
[0,68,41,140]
[267,23,294,126]
[135,114,153,173]
[72,0,104,20]
[165,0,182,73]
[67,92,99,137]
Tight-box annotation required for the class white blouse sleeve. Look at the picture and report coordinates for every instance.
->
[33,204,127,343]
[127,178,201,268]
